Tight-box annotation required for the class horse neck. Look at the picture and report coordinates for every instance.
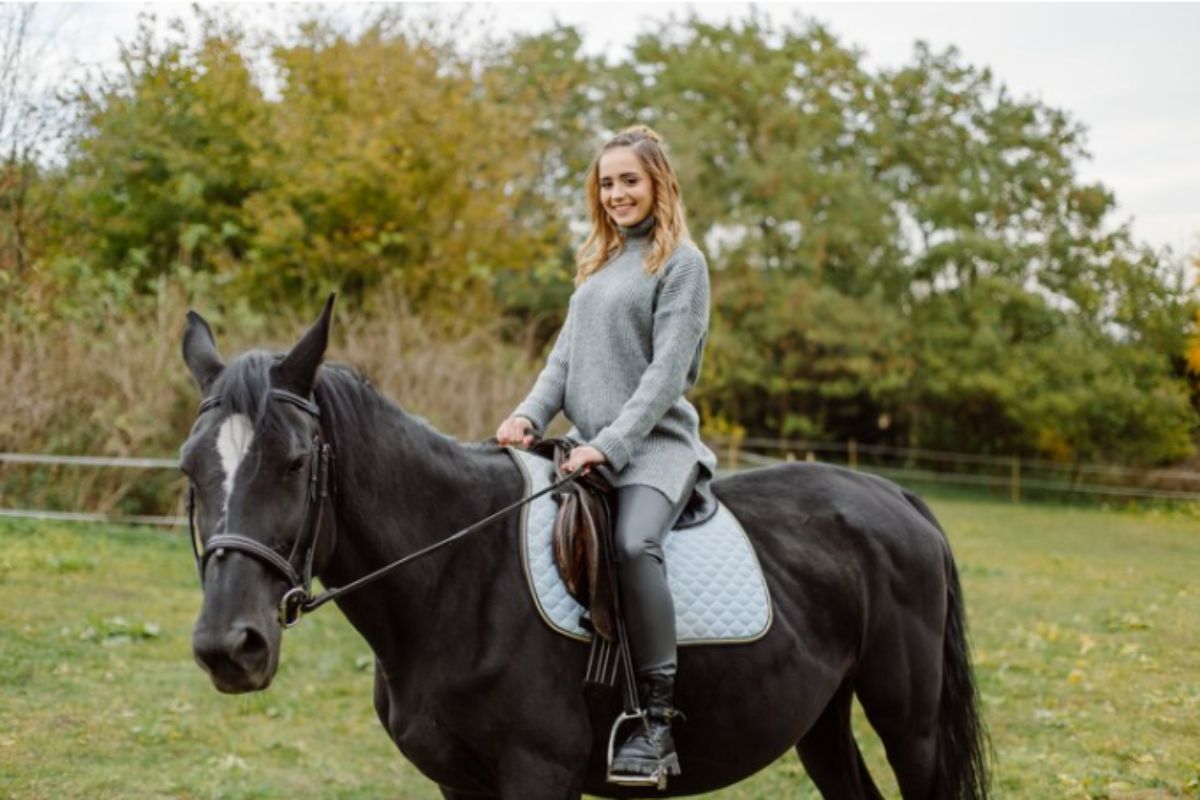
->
[316,381,521,663]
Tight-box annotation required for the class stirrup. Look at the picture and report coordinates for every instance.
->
[605,711,678,791]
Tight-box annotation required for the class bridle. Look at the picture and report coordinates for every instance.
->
[187,388,333,628]
[187,387,580,629]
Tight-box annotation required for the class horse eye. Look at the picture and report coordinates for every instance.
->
[286,455,308,475]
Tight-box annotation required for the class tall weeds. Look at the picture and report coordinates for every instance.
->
[0,288,544,517]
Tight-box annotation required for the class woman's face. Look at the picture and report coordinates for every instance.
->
[598,147,654,228]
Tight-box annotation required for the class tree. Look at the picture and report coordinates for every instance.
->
[481,24,606,334]
[57,13,270,293]
[874,43,1197,460]
[19,7,1197,465]
[0,4,71,295]
[239,12,556,317]
[611,14,1196,462]
[615,13,913,441]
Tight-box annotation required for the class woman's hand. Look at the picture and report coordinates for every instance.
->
[564,445,607,475]
[496,416,537,448]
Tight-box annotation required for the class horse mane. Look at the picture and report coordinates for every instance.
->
[207,350,277,419]
[209,349,499,483]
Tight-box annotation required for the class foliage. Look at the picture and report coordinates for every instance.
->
[619,14,1196,462]
[2,6,1197,471]
[481,24,606,336]
[56,15,268,293]
[44,10,566,322]
[1185,252,1200,402]
[242,14,558,317]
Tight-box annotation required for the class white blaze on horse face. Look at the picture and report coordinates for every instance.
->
[215,413,255,514]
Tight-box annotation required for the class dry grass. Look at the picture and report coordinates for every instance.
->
[336,288,543,441]
[0,286,544,516]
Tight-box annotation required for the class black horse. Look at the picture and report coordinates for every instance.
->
[180,298,989,799]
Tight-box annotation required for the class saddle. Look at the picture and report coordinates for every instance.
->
[530,438,619,641]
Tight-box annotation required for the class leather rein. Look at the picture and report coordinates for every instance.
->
[187,389,579,628]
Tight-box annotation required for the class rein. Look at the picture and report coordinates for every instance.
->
[188,389,579,628]
[299,469,578,616]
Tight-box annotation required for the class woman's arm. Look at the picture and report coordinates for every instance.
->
[588,250,710,471]
[511,300,574,435]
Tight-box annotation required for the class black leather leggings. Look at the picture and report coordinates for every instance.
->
[613,467,697,678]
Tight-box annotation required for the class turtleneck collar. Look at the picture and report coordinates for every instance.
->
[618,214,656,241]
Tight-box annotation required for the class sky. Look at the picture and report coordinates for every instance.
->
[32,1,1200,257]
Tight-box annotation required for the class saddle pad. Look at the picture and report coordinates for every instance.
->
[507,448,773,645]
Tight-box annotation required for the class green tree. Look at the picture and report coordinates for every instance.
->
[614,13,912,441]
[611,14,1195,462]
[19,6,1196,466]
[240,13,558,318]
[58,14,269,291]
[874,43,1196,460]
[481,24,606,333]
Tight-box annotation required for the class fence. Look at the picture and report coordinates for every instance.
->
[3,437,1199,528]
[710,436,1200,503]
[0,452,187,527]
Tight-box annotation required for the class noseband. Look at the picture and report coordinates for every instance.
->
[187,388,333,628]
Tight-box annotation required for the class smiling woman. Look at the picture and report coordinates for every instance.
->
[599,148,655,228]
[494,126,718,785]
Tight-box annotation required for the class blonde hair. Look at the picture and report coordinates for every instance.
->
[574,125,693,285]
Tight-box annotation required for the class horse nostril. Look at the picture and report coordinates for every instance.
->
[235,625,270,671]
[193,624,272,683]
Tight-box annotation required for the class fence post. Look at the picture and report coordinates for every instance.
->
[848,438,857,470]
[727,439,740,471]
[1011,455,1021,503]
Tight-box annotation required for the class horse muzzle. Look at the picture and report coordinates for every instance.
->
[192,621,278,693]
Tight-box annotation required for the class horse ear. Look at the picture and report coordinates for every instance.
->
[271,293,336,397]
[182,310,224,393]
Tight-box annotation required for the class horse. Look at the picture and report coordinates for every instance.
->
[180,297,989,799]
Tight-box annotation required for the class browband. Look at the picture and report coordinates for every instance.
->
[196,388,320,418]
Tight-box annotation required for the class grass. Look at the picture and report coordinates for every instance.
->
[1,497,1198,799]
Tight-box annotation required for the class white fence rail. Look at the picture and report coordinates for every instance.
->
[0,508,186,526]
[710,436,1200,503]
[0,451,186,528]
[0,453,178,469]
[2,438,1198,529]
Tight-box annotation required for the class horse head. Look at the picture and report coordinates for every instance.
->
[179,296,337,693]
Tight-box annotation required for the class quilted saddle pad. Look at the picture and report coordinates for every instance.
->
[506,448,773,645]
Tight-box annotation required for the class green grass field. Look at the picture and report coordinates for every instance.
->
[2,496,1198,799]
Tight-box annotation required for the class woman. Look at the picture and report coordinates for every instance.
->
[495,125,718,783]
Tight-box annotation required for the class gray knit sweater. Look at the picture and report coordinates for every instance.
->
[513,214,718,506]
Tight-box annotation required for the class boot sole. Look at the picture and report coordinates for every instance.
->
[610,752,681,777]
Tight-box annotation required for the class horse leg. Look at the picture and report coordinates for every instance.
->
[854,615,942,799]
[795,681,884,799]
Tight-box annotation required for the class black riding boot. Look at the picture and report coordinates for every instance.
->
[611,671,682,782]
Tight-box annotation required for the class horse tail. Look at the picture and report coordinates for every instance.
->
[902,490,991,799]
